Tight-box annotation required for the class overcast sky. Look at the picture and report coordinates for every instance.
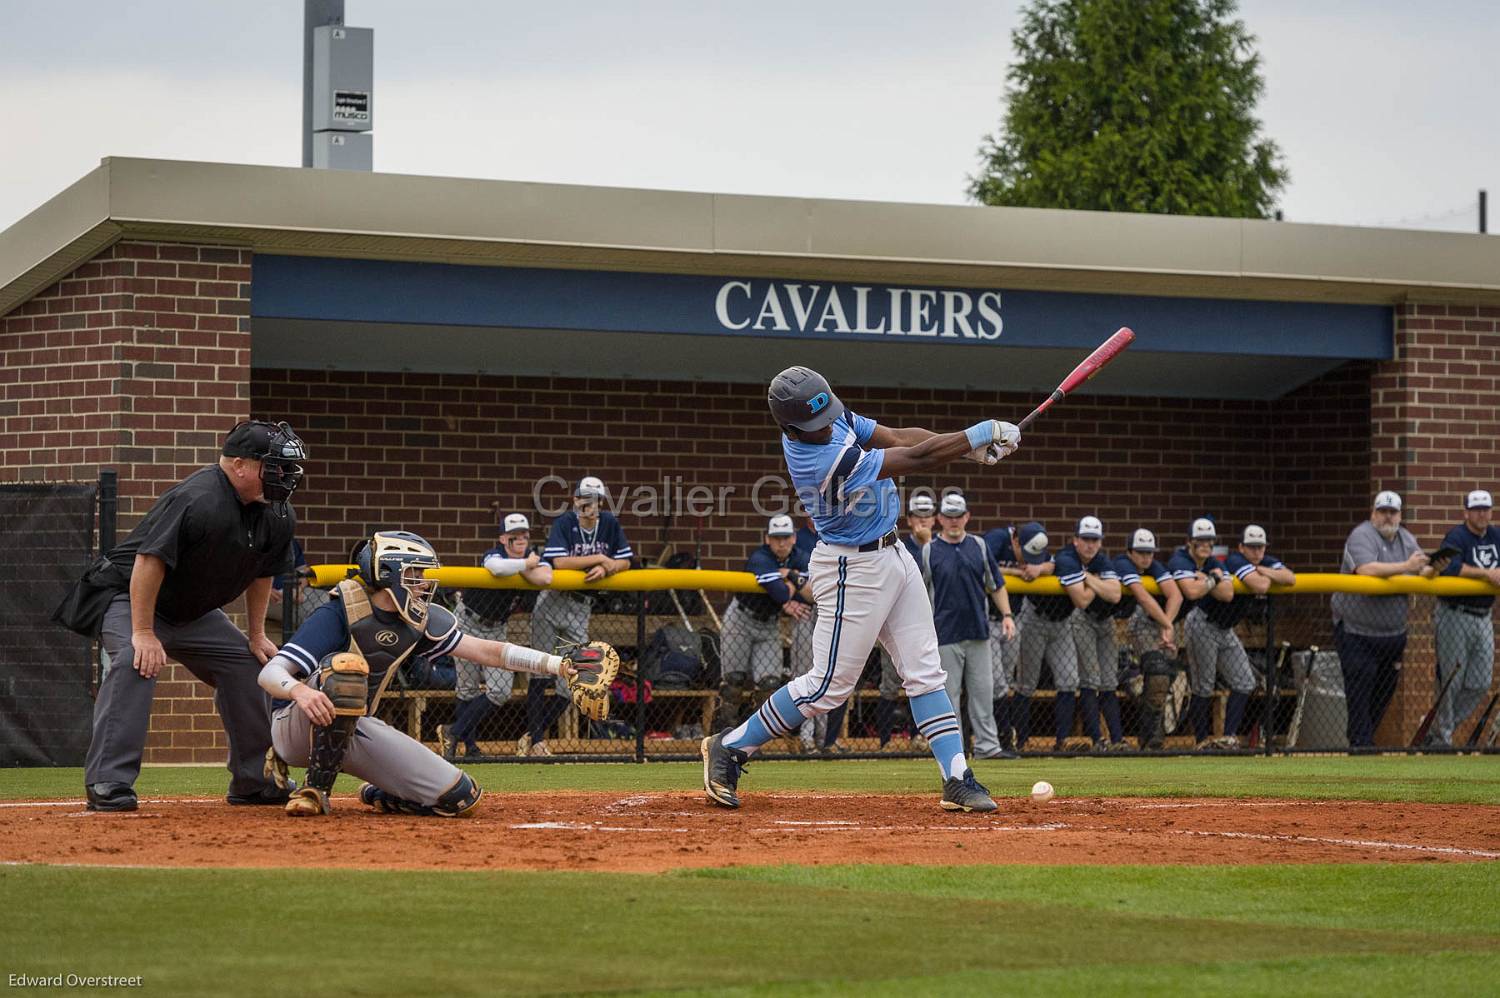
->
[1,1,1494,235]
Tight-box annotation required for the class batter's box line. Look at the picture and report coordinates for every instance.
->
[1160,828,1500,860]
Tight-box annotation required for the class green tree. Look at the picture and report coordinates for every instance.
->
[968,0,1287,218]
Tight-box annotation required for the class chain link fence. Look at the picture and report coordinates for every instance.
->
[281,567,1497,761]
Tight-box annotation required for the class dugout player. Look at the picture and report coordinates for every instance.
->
[1428,490,1500,746]
[1060,516,1123,751]
[1112,528,1183,748]
[982,523,1023,753]
[258,530,584,816]
[719,515,813,727]
[74,420,307,812]
[522,476,633,755]
[439,512,553,760]
[1012,522,1078,752]
[919,493,1015,759]
[702,367,1020,812]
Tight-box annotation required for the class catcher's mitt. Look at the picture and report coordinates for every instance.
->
[564,641,620,721]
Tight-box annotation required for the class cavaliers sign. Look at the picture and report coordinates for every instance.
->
[714,281,1003,340]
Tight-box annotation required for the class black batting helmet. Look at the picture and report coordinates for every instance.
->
[767,367,844,432]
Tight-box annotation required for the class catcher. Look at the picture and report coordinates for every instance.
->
[257,529,617,817]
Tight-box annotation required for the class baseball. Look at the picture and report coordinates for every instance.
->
[1030,781,1055,803]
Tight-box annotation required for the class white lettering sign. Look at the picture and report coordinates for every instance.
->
[712,280,1002,340]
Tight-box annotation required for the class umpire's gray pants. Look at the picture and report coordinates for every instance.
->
[85,593,276,796]
[530,590,590,696]
[1016,604,1076,695]
[721,602,784,686]
[453,600,518,705]
[940,639,1000,755]
[1071,611,1119,692]
[273,695,465,807]
[1184,608,1257,697]
[1432,602,1495,744]
[988,617,1020,697]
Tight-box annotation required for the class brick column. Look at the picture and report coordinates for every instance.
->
[1,240,253,763]
[1371,303,1500,744]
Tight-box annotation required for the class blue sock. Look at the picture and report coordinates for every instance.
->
[1100,690,1124,743]
[1079,688,1100,742]
[723,685,803,755]
[1225,691,1249,738]
[910,689,967,780]
[1054,691,1076,746]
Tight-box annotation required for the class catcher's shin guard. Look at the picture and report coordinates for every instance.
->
[358,774,482,818]
[304,652,370,797]
[1138,652,1172,750]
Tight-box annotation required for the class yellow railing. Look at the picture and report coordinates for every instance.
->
[307,566,1500,598]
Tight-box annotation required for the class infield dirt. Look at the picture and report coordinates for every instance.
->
[3,793,1498,871]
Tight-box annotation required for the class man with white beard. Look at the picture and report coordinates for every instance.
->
[1330,491,1434,748]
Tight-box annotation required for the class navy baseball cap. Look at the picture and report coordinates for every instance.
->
[1017,521,1050,564]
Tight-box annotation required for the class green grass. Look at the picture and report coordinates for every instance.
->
[10,754,1500,803]
[1,864,1495,996]
[6,757,1498,994]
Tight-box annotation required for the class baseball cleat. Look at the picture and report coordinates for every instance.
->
[284,786,331,817]
[941,768,998,813]
[85,782,138,813]
[701,733,749,809]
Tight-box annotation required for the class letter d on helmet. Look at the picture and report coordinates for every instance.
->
[768,367,844,432]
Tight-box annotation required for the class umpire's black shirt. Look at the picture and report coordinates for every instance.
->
[104,466,296,625]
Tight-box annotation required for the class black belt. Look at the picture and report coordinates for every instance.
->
[857,529,901,553]
[1446,603,1493,617]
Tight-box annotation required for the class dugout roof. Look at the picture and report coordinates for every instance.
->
[4,157,1499,400]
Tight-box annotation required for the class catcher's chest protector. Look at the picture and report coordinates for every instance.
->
[337,580,422,710]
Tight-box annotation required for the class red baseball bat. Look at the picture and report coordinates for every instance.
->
[1017,327,1135,431]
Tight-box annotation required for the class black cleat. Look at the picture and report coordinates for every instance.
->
[227,784,294,806]
[941,768,998,813]
[85,782,138,813]
[701,733,749,809]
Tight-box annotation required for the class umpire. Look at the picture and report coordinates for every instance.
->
[73,420,306,811]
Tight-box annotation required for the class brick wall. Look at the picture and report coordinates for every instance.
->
[253,364,1370,572]
[1,239,253,763]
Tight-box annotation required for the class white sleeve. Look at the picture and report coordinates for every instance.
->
[483,554,529,577]
[258,655,305,698]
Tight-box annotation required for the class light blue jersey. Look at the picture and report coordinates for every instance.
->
[782,409,899,546]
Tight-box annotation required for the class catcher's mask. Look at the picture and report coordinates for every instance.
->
[222,420,307,511]
[353,530,441,629]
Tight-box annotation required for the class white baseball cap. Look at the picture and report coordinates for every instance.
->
[1076,515,1103,539]
[908,493,936,515]
[1466,489,1493,509]
[1190,517,1217,540]
[1130,528,1157,552]
[574,475,608,499]
[1242,524,1268,546]
[767,514,795,536]
[501,512,530,534]
[939,493,968,516]
[1373,490,1402,511]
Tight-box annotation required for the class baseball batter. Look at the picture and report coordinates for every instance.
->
[702,368,1020,812]
[257,530,582,816]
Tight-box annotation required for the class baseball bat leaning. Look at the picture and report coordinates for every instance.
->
[1410,664,1462,748]
[1016,327,1136,432]
[1286,644,1316,749]
[1464,691,1499,748]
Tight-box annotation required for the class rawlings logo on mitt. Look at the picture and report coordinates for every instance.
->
[564,641,620,721]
